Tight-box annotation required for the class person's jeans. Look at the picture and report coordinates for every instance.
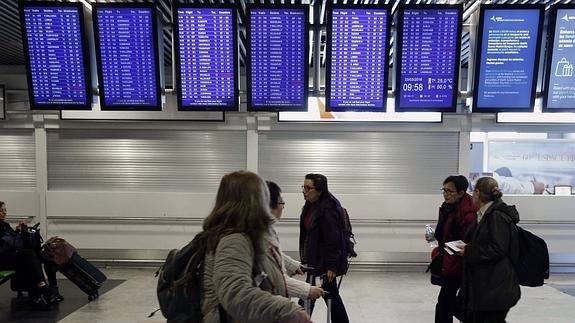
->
[435,276,462,323]
[298,273,350,323]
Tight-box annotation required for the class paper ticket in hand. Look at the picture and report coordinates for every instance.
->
[444,240,466,255]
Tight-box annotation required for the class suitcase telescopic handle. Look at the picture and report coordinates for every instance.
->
[300,266,314,273]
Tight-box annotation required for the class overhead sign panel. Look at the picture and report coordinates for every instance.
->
[20,2,91,109]
[325,5,391,112]
[544,6,575,112]
[473,5,544,112]
[247,5,309,112]
[396,5,462,112]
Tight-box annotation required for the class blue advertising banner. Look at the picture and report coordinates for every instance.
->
[544,7,575,111]
[473,6,544,112]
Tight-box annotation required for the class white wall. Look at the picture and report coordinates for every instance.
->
[2,73,575,270]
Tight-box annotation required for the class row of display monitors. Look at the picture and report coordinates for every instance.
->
[18,2,575,113]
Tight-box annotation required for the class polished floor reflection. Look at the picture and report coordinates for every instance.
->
[3,268,574,323]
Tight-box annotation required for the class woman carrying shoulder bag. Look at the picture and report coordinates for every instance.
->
[434,175,477,323]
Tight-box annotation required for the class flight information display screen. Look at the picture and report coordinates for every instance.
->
[20,3,91,109]
[473,5,544,112]
[396,5,462,112]
[94,4,161,110]
[247,6,308,112]
[174,6,238,111]
[544,6,575,111]
[325,5,390,112]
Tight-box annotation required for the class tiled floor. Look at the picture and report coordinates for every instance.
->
[50,269,575,323]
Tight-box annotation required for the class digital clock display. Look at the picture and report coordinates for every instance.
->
[396,6,462,112]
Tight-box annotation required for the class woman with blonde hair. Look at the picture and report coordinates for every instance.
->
[457,176,521,323]
[201,171,311,323]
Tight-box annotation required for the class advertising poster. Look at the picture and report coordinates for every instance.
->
[482,141,575,194]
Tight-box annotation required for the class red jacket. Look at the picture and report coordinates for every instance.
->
[434,193,477,277]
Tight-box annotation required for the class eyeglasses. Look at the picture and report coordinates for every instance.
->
[301,185,316,192]
[441,188,457,194]
[278,202,286,206]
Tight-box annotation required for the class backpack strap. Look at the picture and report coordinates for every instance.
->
[218,304,228,323]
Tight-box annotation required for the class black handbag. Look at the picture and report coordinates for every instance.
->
[426,248,444,286]
[19,223,43,257]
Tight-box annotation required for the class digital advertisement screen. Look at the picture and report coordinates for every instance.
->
[325,5,390,112]
[396,5,462,112]
[473,5,544,112]
[20,3,91,109]
[544,6,575,112]
[174,6,238,111]
[93,4,161,110]
[247,5,308,112]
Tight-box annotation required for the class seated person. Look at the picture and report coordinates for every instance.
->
[0,201,63,309]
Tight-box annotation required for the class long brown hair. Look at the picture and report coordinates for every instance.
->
[203,171,272,255]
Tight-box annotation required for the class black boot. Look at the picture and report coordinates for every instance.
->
[40,285,64,304]
[29,293,52,311]
[47,286,64,303]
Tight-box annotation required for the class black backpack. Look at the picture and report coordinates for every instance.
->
[340,208,357,263]
[155,232,207,323]
[513,225,550,287]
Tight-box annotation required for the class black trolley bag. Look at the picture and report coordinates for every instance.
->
[59,253,107,301]
[302,268,333,323]
[304,291,332,323]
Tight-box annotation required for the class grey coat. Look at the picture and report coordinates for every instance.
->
[202,233,301,323]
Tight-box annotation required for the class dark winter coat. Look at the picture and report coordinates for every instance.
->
[435,193,478,277]
[299,193,347,276]
[460,199,521,313]
[0,221,19,267]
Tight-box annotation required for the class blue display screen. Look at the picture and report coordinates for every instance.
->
[397,7,460,112]
[95,7,159,109]
[248,7,307,111]
[475,8,542,111]
[176,7,236,110]
[326,8,389,112]
[22,6,89,108]
[545,8,575,110]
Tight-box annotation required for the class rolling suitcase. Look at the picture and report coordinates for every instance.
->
[59,253,107,301]
[302,270,332,323]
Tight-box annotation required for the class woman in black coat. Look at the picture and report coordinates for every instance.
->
[456,177,520,323]
[298,173,349,323]
[0,201,63,309]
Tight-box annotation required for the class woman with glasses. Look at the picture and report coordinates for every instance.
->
[299,173,350,323]
[266,181,324,301]
[433,175,477,323]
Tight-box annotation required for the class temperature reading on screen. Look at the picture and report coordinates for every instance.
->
[397,7,461,112]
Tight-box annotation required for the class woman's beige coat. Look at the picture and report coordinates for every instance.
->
[202,233,301,323]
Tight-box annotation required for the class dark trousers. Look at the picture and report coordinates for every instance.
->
[298,273,350,323]
[0,249,58,291]
[466,309,509,323]
[435,276,462,323]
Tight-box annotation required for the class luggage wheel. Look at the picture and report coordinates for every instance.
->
[88,291,99,301]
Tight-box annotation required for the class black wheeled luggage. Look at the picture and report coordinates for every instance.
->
[59,253,107,301]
